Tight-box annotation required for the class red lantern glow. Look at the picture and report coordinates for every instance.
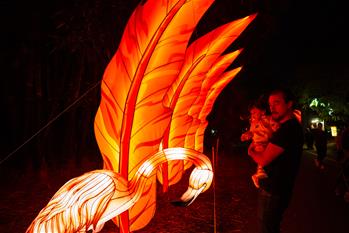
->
[27,0,256,232]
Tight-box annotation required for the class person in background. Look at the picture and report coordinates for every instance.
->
[304,126,314,150]
[341,125,349,202]
[313,122,327,169]
[247,88,304,233]
[335,127,344,162]
[334,124,349,201]
[337,124,349,163]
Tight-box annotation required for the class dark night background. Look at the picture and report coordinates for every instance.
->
[1,0,348,196]
[1,0,349,232]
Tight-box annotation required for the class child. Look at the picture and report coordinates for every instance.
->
[241,101,279,188]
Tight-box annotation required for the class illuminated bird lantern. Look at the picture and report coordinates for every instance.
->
[27,0,256,232]
[26,148,213,233]
[94,0,255,231]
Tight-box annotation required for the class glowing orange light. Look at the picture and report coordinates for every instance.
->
[27,0,256,232]
[94,1,215,229]
[94,0,255,230]
[26,148,212,233]
[159,16,255,189]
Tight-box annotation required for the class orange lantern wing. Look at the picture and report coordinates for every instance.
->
[195,67,242,152]
[158,15,256,188]
[94,0,214,231]
[186,51,242,152]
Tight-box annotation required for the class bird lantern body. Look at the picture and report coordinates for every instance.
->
[27,0,256,232]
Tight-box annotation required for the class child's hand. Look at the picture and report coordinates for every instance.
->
[248,143,260,156]
[247,143,256,156]
[241,131,252,141]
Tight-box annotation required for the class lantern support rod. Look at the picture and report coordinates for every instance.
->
[212,137,219,233]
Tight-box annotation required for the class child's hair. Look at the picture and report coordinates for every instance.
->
[248,95,269,113]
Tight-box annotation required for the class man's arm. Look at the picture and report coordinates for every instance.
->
[248,142,284,167]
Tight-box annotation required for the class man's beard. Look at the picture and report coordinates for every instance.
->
[271,113,281,121]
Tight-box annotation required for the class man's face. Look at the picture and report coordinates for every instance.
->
[268,93,292,122]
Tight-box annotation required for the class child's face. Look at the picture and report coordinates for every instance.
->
[250,107,264,121]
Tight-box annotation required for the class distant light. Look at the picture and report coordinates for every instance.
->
[311,118,320,123]
[310,98,319,107]
[310,118,324,129]
[328,108,334,116]
[330,126,337,137]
